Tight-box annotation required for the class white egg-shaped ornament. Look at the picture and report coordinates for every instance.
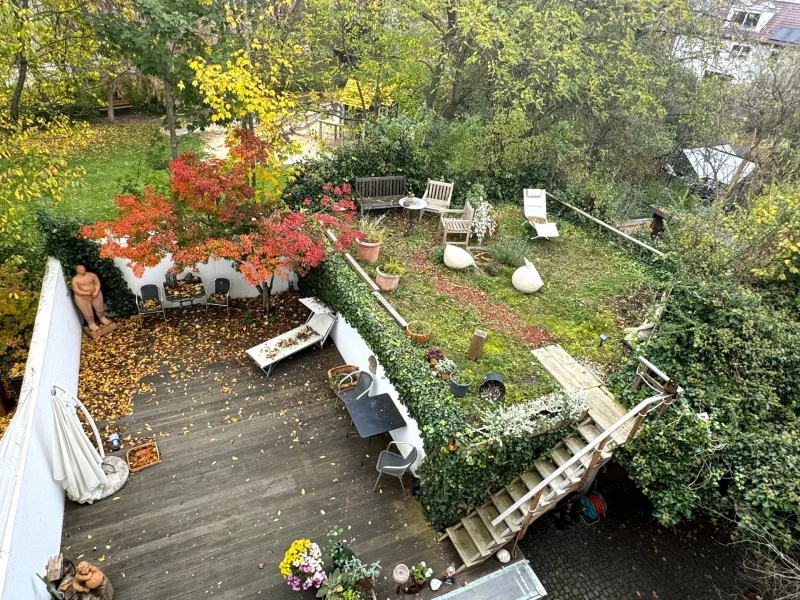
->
[512,258,543,293]
[443,244,474,270]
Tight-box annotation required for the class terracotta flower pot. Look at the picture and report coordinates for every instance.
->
[327,365,360,393]
[405,322,432,343]
[375,267,400,291]
[356,239,382,263]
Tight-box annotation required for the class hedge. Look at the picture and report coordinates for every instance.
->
[301,254,576,529]
[37,212,137,318]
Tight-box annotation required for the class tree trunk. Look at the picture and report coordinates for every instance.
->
[9,53,28,123]
[162,77,179,160]
[106,75,116,123]
[261,275,275,318]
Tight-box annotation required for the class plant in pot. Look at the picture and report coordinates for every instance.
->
[436,358,457,381]
[341,556,381,592]
[375,259,404,291]
[327,365,360,394]
[405,321,432,343]
[403,561,433,593]
[424,347,446,365]
[449,369,474,398]
[355,216,386,263]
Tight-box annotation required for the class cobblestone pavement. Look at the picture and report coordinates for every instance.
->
[520,478,748,600]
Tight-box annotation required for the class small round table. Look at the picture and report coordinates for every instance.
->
[399,197,427,235]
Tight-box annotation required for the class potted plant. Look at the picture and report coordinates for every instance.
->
[402,561,433,593]
[341,556,381,591]
[355,217,386,263]
[477,373,506,403]
[424,347,446,366]
[327,365,360,394]
[436,358,457,381]
[375,259,404,291]
[405,321,432,343]
[280,539,327,592]
[449,369,474,398]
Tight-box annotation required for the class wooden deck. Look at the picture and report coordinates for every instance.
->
[532,344,632,445]
[61,346,471,599]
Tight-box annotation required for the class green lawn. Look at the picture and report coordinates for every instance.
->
[361,206,660,414]
[55,118,205,223]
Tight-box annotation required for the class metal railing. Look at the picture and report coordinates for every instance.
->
[546,192,666,258]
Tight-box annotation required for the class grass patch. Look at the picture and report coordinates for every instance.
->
[55,118,205,223]
[357,205,660,409]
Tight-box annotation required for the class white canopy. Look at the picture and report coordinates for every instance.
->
[682,145,756,185]
[51,385,108,504]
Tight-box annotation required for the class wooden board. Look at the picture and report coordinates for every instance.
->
[61,347,480,599]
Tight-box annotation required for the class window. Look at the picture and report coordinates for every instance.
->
[730,10,760,29]
[730,44,752,59]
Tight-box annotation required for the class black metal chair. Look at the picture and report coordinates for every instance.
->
[136,284,166,323]
[373,441,419,496]
[336,371,374,409]
[206,278,231,318]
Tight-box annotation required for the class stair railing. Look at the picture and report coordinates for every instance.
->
[491,356,682,555]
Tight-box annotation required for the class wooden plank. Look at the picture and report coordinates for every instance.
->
[544,345,602,391]
[532,346,583,393]
[466,329,487,361]
[578,387,632,446]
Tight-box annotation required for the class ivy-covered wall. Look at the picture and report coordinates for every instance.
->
[37,212,137,318]
[301,254,575,529]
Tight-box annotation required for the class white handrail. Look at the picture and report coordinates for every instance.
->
[491,392,669,527]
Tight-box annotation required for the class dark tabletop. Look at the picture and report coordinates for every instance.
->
[344,393,406,439]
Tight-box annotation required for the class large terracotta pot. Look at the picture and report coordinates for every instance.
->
[356,239,382,263]
[405,321,432,343]
[375,267,400,291]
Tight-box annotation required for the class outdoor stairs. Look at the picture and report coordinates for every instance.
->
[439,344,634,574]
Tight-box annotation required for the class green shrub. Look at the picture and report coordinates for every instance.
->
[37,212,137,317]
[488,233,528,268]
[301,254,577,529]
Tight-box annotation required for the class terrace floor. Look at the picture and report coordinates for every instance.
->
[61,334,509,599]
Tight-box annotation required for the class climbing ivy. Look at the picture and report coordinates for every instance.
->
[301,254,576,529]
[37,212,137,317]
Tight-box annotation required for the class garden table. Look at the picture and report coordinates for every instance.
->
[344,393,407,466]
[163,279,206,308]
[399,197,427,235]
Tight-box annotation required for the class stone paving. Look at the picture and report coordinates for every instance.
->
[520,478,748,600]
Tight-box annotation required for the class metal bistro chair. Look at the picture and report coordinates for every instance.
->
[336,371,374,409]
[373,441,419,496]
[206,278,231,318]
[137,284,167,324]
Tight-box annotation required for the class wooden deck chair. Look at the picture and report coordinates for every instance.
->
[441,200,474,248]
[419,180,454,220]
[523,189,559,240]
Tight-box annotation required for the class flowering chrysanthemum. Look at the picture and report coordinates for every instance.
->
[279,539,326,591]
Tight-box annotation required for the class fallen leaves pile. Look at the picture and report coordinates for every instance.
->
[126,441,160,470]
[78,292,308,432]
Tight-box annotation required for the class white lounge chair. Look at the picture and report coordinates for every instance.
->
[245,298,336,376]
[523,189,559,240]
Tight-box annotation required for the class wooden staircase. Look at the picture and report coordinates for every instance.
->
[439,345,680,573]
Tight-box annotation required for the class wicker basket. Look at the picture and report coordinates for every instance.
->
[126,440,161,473]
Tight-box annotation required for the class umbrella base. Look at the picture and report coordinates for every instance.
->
[96,456,129,500]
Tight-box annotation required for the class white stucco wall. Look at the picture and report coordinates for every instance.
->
[113,256,297,305]
[328,316,425,472]
[0,258,83,600]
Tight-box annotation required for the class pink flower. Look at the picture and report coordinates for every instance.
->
[303,198,311,206]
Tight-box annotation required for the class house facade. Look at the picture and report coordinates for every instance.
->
[674,0,800,82]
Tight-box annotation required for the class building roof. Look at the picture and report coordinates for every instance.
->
[682,145,757,185]
[723,1,800,45]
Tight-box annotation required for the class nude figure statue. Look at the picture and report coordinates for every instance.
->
[71,265,113,331]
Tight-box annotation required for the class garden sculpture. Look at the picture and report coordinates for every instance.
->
[59,560,114,599]
[71,265,113,332]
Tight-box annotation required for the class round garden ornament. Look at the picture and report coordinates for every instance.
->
[496,549,511,563]
[511,258,543,293]
[443,244,474,270]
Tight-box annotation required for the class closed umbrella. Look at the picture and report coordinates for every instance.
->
[51,385,107,504]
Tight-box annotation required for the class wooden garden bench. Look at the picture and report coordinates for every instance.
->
[355,176,407,215]
[99,99,133,112]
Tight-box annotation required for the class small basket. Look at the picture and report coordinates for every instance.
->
[126,440,161,473]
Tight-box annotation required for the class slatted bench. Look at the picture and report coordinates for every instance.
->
[99,99,134,112]
[355,176,407,215]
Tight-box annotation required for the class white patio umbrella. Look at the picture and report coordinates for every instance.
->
[51,385,108,504]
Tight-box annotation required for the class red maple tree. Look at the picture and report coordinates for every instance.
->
[81,129,356,316]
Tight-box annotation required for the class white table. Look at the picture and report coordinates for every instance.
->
[399,197,427,235]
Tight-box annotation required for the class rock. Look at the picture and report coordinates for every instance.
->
[443,244,474,270]
[512,258,543,293]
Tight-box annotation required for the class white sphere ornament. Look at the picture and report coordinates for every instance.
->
[430,579,442,591]
[512,258,543,293]
[496,549,511,563]
[443,244,474,270]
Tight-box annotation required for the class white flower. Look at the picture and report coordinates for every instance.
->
[420,561,426,567]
